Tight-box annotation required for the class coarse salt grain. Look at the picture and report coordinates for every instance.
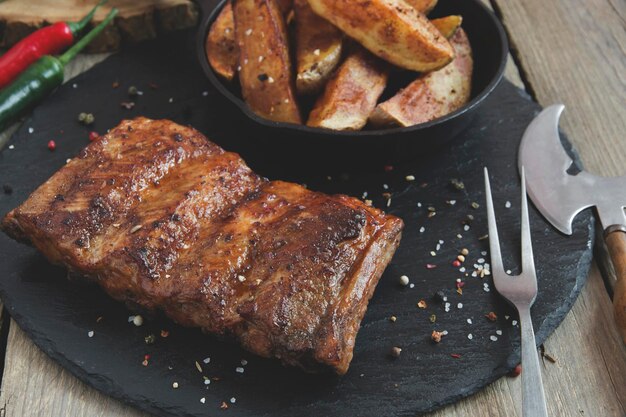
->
[88,331,94,337]
[409,283,415,289]
[490,335,498,341]
[419,227,426,233]
[481,251,487,256]
[28,127,34,133]
[442,330,448,335]
[430,251,436,256]
[8,145,14,150]
[168,97,174,103]
[172,382,179,388]
[230,397,237,404]
[512,320,518,326]
[457,303,463,309]
[235,367,244,373]
[245,28,252,36]
[496,330,503,335]
[203,357,211,364]
[313,49,320,56]
[417,202,422,207]
[204,379,211,385]
[478,258,485,264]
[467,333,473,340]
[238,275,246,282]
[506,269,512,275]
[200,397,206,404]
[505,201,511,208]
[444,302,451,312]
[463,225,470,231]
[241,359,248,366]
[202,91,209,96]
[467,318,472,324]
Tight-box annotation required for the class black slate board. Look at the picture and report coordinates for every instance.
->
[0,31,593,417]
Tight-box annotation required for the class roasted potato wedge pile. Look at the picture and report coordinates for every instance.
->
[206,0,474,130]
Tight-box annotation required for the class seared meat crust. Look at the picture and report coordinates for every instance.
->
[1,118,403,374]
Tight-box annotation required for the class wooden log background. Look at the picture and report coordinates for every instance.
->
[0,0,199,52]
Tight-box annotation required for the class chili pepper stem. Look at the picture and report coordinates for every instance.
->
[60,8,118,66]
[67,0,109,36]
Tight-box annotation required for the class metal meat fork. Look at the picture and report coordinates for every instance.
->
[484,167,548,417]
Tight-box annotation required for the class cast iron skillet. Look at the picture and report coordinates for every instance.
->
[195,0,508,165]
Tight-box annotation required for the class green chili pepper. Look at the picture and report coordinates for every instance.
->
[0,8,118,132]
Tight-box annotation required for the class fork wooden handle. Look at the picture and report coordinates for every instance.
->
[605,230,626,344]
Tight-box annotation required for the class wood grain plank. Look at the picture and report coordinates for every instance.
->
[490,0,626,178]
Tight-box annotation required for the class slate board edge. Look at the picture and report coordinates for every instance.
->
[0,60,595,417]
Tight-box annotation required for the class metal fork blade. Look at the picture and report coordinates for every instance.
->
[520,167,537,281]
[484,166,548,417]
[484,168,505,278]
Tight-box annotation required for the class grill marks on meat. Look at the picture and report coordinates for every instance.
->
[1,118,403,374]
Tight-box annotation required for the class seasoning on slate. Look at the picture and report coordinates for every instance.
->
[144,334,156,344]
[431,330,443,343]
[450,178,465,190]
[399,275,409,286]
[429,314,437,323]
[485,311,497,322]
[417,300,427,309]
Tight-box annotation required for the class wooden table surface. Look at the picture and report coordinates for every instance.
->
[0,0,624,415]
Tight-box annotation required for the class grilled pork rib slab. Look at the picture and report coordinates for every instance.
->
[1,118,403,374]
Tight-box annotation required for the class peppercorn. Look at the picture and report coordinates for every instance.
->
[452,260,461,267]
[128,85,138,96]
[389,346,402,358]
[78,112,87,122]
[509,364,522,377]
[47,140,56,151]
[84,113,95,125]
[88,131,99,142]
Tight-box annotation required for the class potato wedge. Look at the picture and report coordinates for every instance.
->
[307,47,388,130]
[431,15,463,39]
[307,0,453,72]
[405,0,437,14]
[206,2,237,81]
[294,0,343,95]
[206,0,294,81]
[233,0,301,124]
[369,28,473,128]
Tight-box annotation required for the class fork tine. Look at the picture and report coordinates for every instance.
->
[484,168,505,276]
[520,166,536,274]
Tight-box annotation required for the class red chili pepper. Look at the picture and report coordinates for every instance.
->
[0,0,107,89]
